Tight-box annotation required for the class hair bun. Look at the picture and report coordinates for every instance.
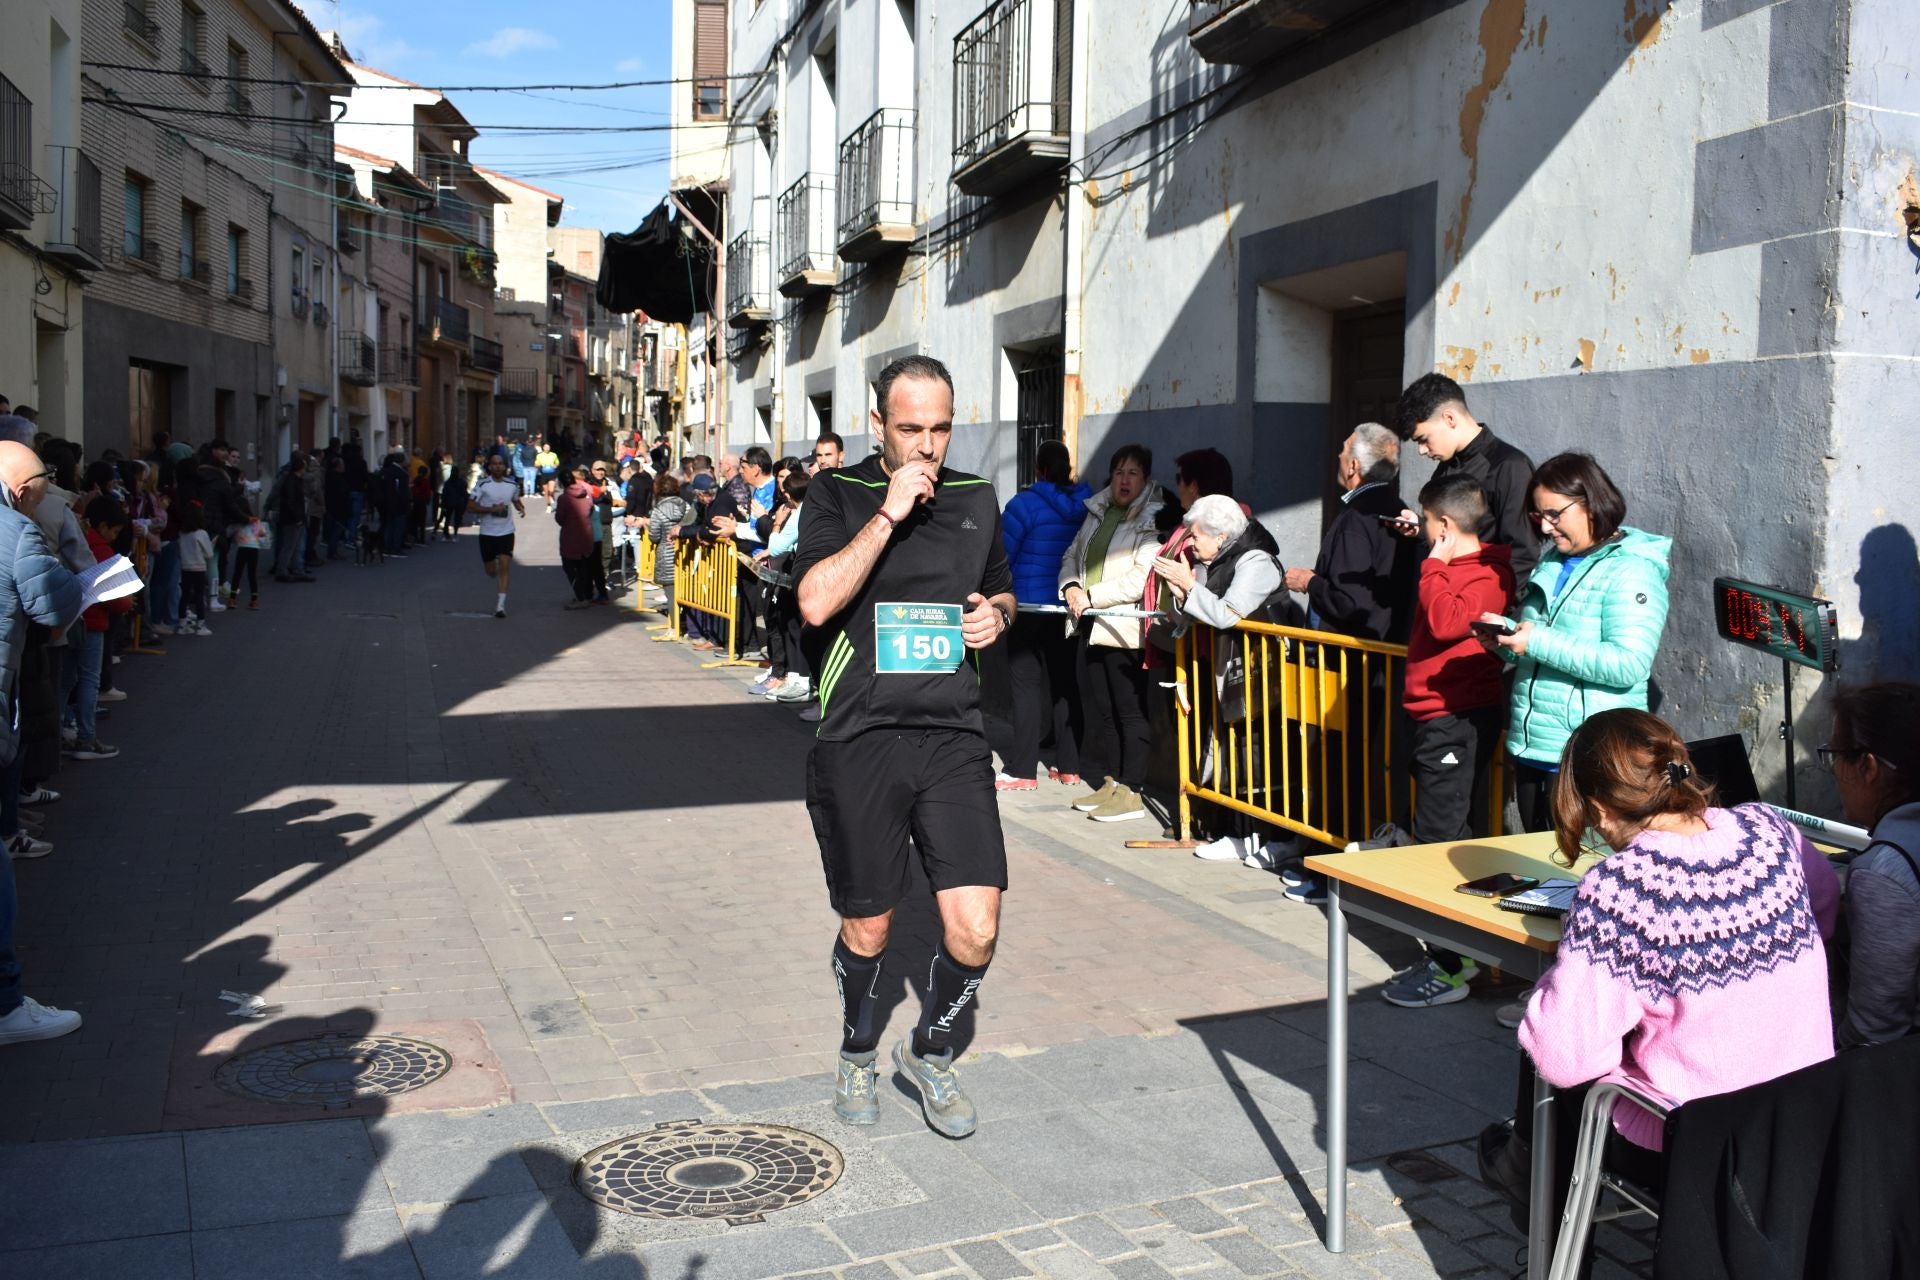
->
[1665,760,1692,786]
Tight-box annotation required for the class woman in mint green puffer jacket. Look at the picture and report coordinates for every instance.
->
[1486,454,1672,830]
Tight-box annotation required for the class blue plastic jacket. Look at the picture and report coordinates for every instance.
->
[0,506,81,765]
[1001,480,1092,605]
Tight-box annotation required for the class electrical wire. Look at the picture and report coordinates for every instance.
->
[82,59,766,91]
[82,95,720,133]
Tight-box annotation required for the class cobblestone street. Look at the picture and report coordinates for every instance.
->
[0,519,1653,1279]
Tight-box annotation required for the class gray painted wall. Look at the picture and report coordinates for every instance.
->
[82,296,275,466]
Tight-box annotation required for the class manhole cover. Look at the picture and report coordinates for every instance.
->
[575,1122,844,1224]
[216,1034,452,1109]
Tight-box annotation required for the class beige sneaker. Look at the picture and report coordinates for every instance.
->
[1087,782,1146,823]
[1071,776,1117,812]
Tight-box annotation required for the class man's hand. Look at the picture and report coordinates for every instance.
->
[709,514,738,539]
[1386,508,1421,538]
[961,591,1008,650]
[881,460,938,524]
[1283,566,1314,592]
[749,499,768,519]
[511,497,525,517]
[1063,583,1090,622]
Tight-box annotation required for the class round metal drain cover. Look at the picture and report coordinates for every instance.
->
[216,1034,452,1109]
[575,1122,844,1224]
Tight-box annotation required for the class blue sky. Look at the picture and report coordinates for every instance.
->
[298,0,679,233]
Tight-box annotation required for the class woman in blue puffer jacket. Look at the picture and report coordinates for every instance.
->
[1481,452,1672,831]
[998,440,1092,789]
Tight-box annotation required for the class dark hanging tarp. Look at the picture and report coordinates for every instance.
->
[597,200,717,323]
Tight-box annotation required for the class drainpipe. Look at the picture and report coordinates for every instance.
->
[1060,0,1090,466]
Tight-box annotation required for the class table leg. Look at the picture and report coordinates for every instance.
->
[1527,1065,1556,1278]
[1326,879,1348,1254]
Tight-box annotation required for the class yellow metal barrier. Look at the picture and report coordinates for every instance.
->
[1175,620,1504,849]
[670,535,755,667]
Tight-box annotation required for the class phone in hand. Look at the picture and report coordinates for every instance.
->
[1470,616,1519,639]
[1456,872,1541,898]
[1375,514,1419,535]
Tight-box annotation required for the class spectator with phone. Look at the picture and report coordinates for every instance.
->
[1379,476,1517,1009]
[1481,452,1671,832]
[1824,681,1920,1048]
[1281,423,1419,642]
[1392,373,1540,589]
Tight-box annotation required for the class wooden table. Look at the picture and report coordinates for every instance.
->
[1304,832,1579,1280]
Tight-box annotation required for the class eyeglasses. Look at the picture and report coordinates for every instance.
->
[1534,498,1584,527]
[1818,744,1898,773]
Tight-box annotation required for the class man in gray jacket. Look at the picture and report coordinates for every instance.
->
[0,440,86,1045]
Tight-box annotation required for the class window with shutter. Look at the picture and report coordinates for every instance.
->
[692,0,727,119]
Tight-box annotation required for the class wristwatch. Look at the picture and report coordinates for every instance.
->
[992,602,1013,632]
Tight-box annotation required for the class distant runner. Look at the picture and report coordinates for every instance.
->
[792,355,1016,1139]
[472,453,524,619]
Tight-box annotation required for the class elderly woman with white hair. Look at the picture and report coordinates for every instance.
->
[1153,494,1301,866]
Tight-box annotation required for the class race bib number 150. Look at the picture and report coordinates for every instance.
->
[874,602,965,674]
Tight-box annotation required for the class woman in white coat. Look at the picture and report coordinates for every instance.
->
[1058,444,1167,823]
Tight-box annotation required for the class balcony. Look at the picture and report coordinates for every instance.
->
[953,0,1071,198]
[425,297,469,347]
[44,146,103,271]
[379,342,417,387]
[312,301,330,328]
[290,290,308,320]
[121,235,161,268]
[337,226,358,255]
[836,108,918,262]
[122,0,161,44]
[777,175,836,297]
[469,334,503,374]
[1187,0,1376,65]
[0,74,53,233]
[497,367,540,399]
[340,332,377,386]
[725,231,772,328]
[461,242,497,286]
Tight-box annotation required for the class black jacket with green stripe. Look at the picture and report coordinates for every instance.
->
[792,457,1012,742]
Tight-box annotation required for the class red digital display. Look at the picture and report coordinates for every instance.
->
[1712,578,1837,672]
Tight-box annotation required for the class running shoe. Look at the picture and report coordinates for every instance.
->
[96,688,127,703]
[19,786,59,806]
[6,831,52,858]
[147,623,175,636]
[747,673,778,695]
[892,1039,977,1138]
[1381,959,1480,1008]
[774,677,814,703]
[833,1051,880,1125]
[71,740,119,761]
[1087,783,1146,823]
[994,773,1038,792]
[1047,768,1083,786]
[1072,777,1118,812]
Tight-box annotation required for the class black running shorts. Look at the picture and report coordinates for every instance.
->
[806,727,1008,918]
[478,533,514,564]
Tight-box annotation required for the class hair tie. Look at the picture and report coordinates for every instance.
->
[1665,760,1692,786]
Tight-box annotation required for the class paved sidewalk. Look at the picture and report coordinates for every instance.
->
[0,517,1654,1278]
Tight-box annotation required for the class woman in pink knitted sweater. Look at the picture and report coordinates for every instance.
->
[1485,709,1840,1248]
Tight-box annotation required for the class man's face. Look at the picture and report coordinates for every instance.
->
[1337,435,1360,489]
[210,446,230,466]
[741,462,766,486]
[811,441,842,472]
[1409,405,1468,462]
[489,456,508,478]
[591,464,608,484]
[718,456,738,480]
[874,377,954,474]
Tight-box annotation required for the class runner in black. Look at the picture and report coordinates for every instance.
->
[793,355,1016,1138]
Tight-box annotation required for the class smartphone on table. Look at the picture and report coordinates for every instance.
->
[1456,872,1541,898]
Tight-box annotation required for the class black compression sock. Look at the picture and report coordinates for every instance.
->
[912,948,990,1061]
[831,937,885,1056]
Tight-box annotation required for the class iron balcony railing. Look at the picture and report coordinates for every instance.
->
[435,298,469,344]
[469,333,503,373]
[379,342,415,384]
[953,0,1070,176]
[122,1,161,43]
[291,290,308,319]
[777,174,836,289]
[725,230,771,325]
[497,367,540,399]
[312,301,330,328]
[340,332,377,385]
[836,108,917,249]
[45,145,103,268]
[0,73,48,232]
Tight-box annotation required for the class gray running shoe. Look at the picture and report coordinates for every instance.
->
[893,1039,977,1138]
[833,1051,880,1125]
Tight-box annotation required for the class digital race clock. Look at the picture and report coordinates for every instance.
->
[1712,578,1838,673]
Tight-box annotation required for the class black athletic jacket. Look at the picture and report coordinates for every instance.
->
[792,456,1012,743]
[1434,427,1540,588]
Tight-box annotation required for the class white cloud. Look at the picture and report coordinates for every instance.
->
[464,27,558,59]
[300,4,419,70]
[616,57,648,73]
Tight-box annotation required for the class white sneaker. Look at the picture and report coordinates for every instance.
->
[1194,835,1250,861]
[97,688,127,703]
[0,996,81,1044]
[209,598,227,612]
[191,621,213,636]
[774,676,814,703]
[6,831,52,858]
[148,622,175,636]
[59,725,76,747]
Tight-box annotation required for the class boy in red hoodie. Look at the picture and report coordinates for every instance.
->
[1381,476,1516,1008]
[66,496,134,761]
